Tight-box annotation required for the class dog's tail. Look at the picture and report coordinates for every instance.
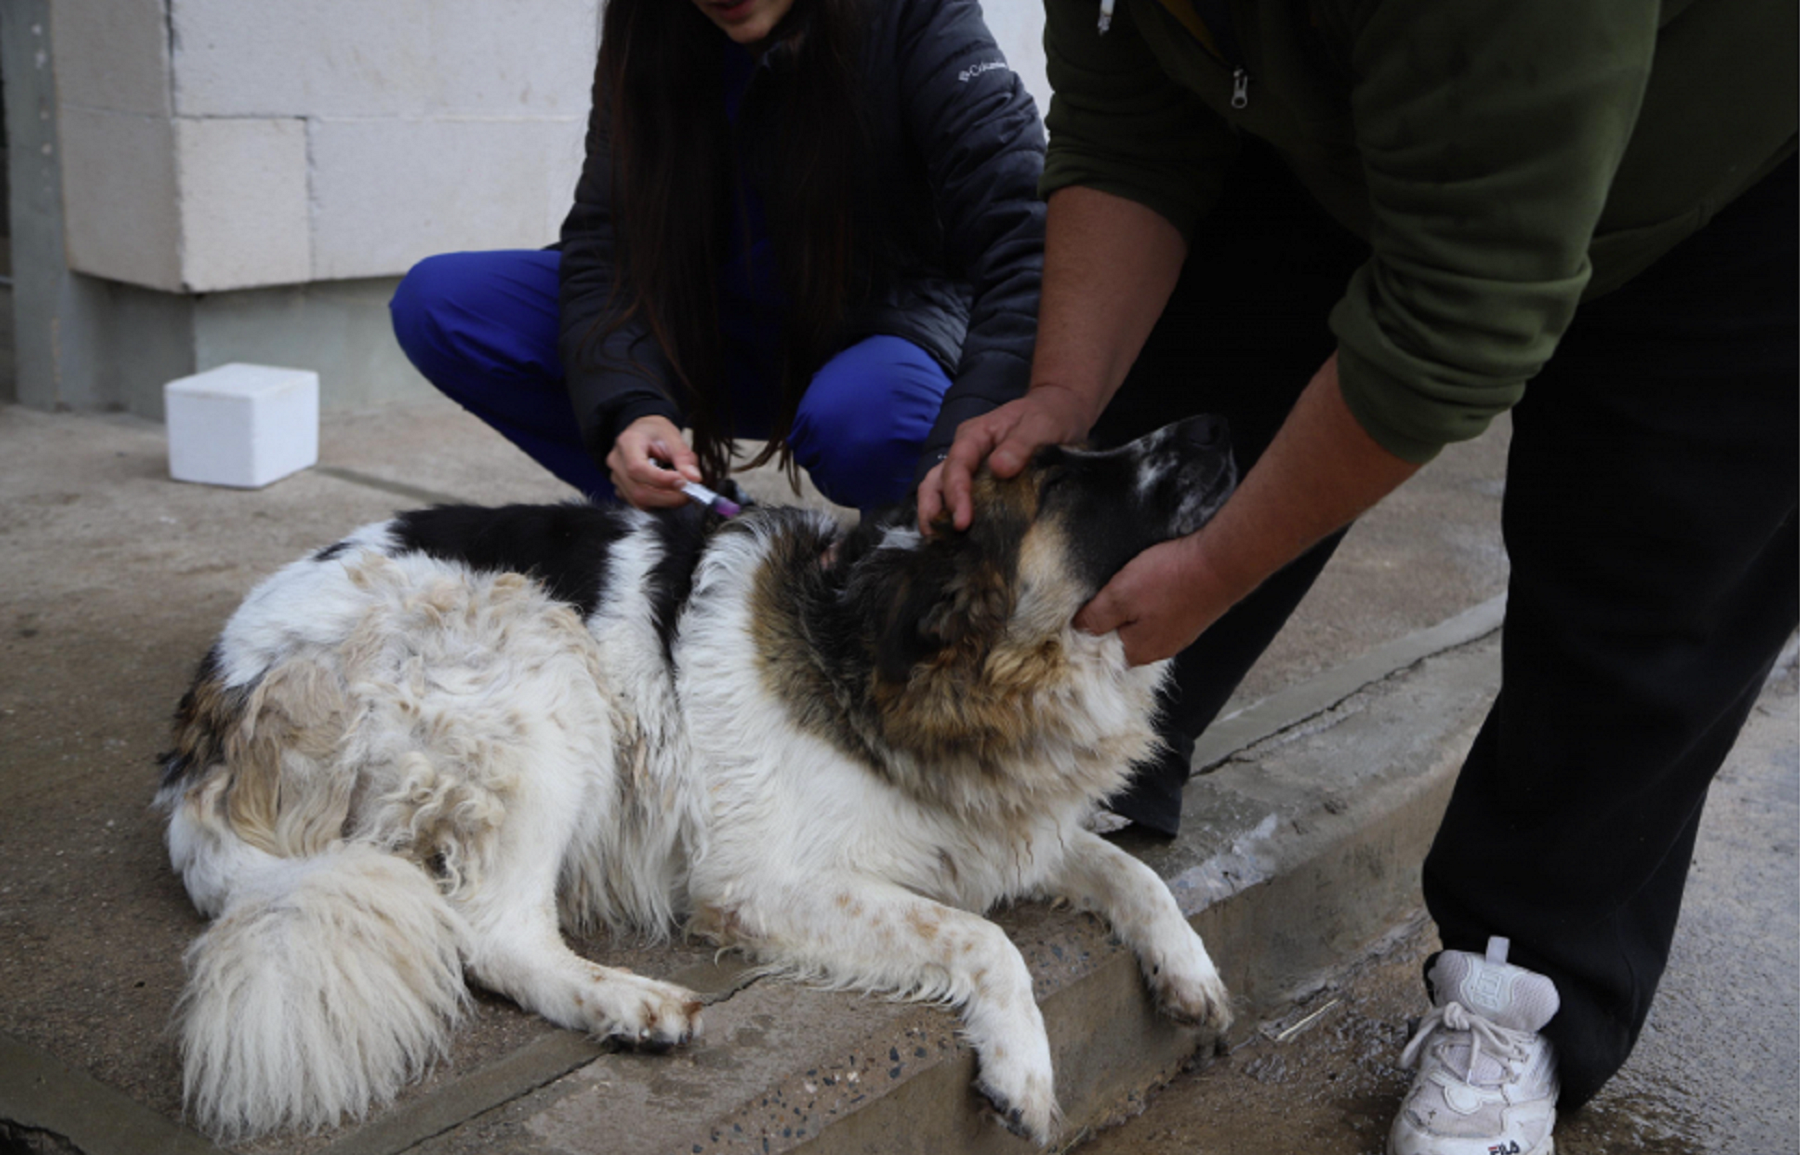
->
[174,838,469,1140]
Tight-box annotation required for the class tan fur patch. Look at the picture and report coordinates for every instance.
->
[165,655,359,862]
[867,485,1090,774]
[692,903,750,946]
[905,907,941,941]
[221,658,355,857]
[165,661,252,796]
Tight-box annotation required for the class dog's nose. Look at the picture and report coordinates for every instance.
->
[1180,415,1229,451]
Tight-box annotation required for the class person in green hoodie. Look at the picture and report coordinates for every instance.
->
[917,1,1796,1152]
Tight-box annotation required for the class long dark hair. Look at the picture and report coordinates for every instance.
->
[595,0,866,485]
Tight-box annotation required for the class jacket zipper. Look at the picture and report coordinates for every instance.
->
[1101,0,1251,111]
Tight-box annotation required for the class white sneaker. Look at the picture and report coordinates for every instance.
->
[1387,937,1560,1155]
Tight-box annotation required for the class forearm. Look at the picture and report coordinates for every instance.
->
[922,184,1195,528]
[1029,185,1189,427]
[1189,353,1419,622]
[1074,352,1421,665]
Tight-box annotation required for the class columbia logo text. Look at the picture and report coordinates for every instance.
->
[958,60,1008,82]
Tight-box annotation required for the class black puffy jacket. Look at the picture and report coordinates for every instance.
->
[556,0,1046,474]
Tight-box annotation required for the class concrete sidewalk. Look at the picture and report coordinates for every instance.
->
[0,395,1515,1154]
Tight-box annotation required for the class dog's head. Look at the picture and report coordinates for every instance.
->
[857,414,1237,686]
[777,415,1235,811]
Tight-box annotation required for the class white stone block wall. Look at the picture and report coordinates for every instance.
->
[175,116,313,289]
[309,116,585,282]
[168,0,598,119]
[50,0,598,294]
[48,0,172,117]
[46,0,1047,297]
[56,103,182,289]
[978,0,1051,120]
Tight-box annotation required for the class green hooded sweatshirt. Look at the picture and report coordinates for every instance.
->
[1041,0,1797,461]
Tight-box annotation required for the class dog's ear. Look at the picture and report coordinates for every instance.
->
[873,530,1016,685]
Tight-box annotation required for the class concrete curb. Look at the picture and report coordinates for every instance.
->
[0,1034,222,1155]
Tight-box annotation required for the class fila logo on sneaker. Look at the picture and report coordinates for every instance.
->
[1487,1143,1522,1155]
[1467,968,1508,1013]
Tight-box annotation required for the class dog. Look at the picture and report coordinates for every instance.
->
[156,416,1238,1143]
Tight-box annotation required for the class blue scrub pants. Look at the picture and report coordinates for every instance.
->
[389,249,951,510]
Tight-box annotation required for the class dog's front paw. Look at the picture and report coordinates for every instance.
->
[972,1014,1065,1144]
[972,1041,1060,1146]
[1145,930,1233,1033]
[580,967,704,1050]
[1153,962,1233,1032]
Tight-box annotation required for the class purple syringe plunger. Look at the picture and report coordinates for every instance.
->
[681,480,741,518]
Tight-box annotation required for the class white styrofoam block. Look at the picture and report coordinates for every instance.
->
[165,363,320,488]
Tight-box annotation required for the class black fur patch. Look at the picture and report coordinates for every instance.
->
[868,511,1023,686]
[386,502,714,651]
[387,503,636,620]
[1030,445,1161,593]
[312,540,351,563]
[644,508,709,663]
[159,643,253,792]
[1034,427,1233,595]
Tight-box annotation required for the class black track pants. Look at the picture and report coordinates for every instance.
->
[1096,140,1366,833]
[1422,155,1798,1110]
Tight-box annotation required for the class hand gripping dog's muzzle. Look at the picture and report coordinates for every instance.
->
[1032,414,1238,596]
